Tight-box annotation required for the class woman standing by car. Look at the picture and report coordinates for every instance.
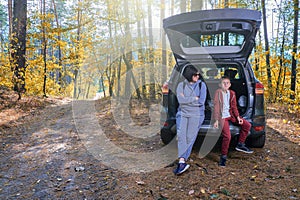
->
[173,65,207,175]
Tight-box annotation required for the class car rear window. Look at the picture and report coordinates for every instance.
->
[199,66,241,80]
[182,32,245,47]
[180,32,245,54]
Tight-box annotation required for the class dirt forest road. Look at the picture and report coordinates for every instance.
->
[0,97,299,200]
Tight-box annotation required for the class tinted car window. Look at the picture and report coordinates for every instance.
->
[181,32,245,48]
[199,66,240,80]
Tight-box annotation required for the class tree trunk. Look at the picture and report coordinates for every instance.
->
[11,0,27,100]
[73,69,78,98]
[261,0,272,101]
[73,0,82,99]
[224,0,229,8]
[8,0,13,38]
[85,80,90,99]
[253,0,262,74]
[123,24,142,100]
[180,0,186,13]
[275,15,286,101]
[290,0,299,100]
[124,0,130,98]
[160,0,167,84]
[52,0,63,87]
[117,56,121,97]
[42,0,48,98]
[101,75,106,98]
[141,17,147,98]
[105,0,115,97]
[147,0,155,100]
[104,55,115,98]
[76,72,81,99]
[135,0,146,98]
[122,54,141,99]
[191,0,203,11]
[170,0,174,15]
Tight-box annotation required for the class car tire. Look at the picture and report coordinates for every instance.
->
[160,128,176,145]
[249,134,266,148]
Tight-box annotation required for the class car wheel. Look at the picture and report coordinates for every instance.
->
[248,134,266,148]
[160,128,176,145]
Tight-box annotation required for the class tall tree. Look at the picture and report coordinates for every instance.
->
[170,0,174,15]
[191,0,203,11]
[11,0,27,100]
[161,0,167,83]
[275,14,287,100]
[106,0,115,97]
[124,0,132,98]
[134,0,146,98]
[261,0,272,101]
[41,0,48,97]
[73,0,82,99]
[148,0,155,100]
[224,0,229,8]
[51,0,63,88]
[123,0,141,99]
[8,0,12,38]
[141,5,147,98]
[0,4,7,52]
[290,0,299,99]
[180,0,187,13]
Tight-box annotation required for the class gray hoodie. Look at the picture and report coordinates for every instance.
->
[176,79,207,117]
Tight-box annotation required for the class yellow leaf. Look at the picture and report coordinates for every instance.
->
[200,188,206,194]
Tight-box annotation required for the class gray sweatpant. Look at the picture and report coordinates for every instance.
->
[176,113,203,160]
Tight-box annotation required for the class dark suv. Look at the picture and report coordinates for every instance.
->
[160,8,266,148]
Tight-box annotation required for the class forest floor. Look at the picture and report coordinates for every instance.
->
[0,88,299,200]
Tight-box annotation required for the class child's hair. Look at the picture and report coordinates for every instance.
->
[182,65,198,82]
[220,76,230,83]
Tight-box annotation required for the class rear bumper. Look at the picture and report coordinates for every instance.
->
[160,120,265,138]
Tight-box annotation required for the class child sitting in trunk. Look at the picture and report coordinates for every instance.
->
[213,76,253,167]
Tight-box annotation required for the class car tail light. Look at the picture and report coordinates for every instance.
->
[162,82,169,94]
[163,121,169,127]
[253,125,264,131]
[255,82,264,95]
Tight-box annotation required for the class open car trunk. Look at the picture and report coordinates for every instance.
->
[163,8,262,62]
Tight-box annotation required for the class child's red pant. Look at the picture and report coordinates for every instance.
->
[220,116,251,155]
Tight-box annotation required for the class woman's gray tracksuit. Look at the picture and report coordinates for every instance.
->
[176,79,207,160]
